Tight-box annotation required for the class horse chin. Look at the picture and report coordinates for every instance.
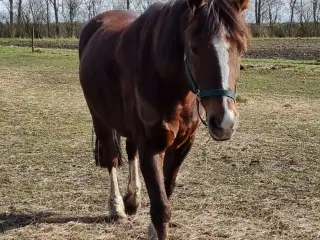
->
[208,128,234,141]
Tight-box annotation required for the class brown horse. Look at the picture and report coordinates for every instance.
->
[78,0,250,239]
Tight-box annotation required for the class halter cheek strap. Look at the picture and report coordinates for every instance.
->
[184,54,237,101]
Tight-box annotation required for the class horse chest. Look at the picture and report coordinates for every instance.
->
[165,104,200,151]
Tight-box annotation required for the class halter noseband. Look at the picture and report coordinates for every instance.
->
[184,54,237,101]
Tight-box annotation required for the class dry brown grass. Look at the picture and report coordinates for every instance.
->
[0,47,319,240]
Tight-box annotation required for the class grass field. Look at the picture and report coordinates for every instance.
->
[0,46,320,240]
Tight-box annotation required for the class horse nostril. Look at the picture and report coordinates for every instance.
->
[208,116,221,129]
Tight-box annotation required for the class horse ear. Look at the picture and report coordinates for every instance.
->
[187,0,204,11]
[237,0,249,12]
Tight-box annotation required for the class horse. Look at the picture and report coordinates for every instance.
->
[78,0,250,239]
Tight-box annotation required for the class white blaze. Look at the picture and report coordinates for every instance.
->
[212,34,236,129]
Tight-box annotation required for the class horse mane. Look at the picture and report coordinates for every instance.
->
[123,0,249,78]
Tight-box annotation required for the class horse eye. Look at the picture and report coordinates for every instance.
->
[190,47,198,55]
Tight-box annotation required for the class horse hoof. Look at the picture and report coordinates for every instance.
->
[108,198,127,220]
[109,211,127,221]
[123,193,141,215]
[148,223,158,240]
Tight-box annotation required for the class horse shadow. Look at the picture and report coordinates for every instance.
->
[0,211,116,233]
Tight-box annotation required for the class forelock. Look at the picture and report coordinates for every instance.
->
[191,0,249,52]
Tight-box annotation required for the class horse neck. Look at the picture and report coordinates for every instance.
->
[158,4,191,97]
[123,1,193,100]
[145,1,190,85]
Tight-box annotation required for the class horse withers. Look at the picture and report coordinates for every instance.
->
[78,0,250,239]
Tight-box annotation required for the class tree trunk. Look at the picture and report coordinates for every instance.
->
[46,0,50,37]
[17,0,23,37]
[9,0,13,24]
[299,0,304,36]
[313,0,319,36]
[289,0,297,37]
[9,0,13,37]
[255,0,263,36]
[52,0,60,37]
[268,3,273,37]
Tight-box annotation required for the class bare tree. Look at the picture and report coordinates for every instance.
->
[21,0,32,36]
[9,0,13,24]
[110,0,126,10]
[83,0,102,19]
[0,0,14,35]
[266,0,283,36]
[29,0,46,37]
[62,0,82,37]
[50,0,60,37]
[45,0,50,36]
[254,0,268,36]
[312,0,320,35]
[16,0,23,37]
[254,0,266,25]
[289,0,298,36]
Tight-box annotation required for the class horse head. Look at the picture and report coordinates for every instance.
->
[183,0,250,141]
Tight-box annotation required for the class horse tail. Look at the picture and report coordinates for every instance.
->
[112,129,124,166]
[92,129,124,168]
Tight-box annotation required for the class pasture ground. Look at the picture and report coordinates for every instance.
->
[0,46,320,239]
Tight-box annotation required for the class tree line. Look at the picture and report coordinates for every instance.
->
[0,0,319,38]
[249,0,320,36]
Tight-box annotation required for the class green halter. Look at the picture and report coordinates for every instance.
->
[184,54,237,101]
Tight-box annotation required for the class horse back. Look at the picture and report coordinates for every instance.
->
[78,10,138,59]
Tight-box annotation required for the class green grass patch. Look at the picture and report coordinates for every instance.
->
[239,58,320,98]
[0,46,78,69]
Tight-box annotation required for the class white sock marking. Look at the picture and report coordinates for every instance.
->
[109,167,126,218]
[127,157,141,202]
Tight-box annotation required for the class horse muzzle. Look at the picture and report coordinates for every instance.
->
[207,116,237,141]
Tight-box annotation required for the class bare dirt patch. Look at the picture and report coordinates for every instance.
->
[246,38,320,61]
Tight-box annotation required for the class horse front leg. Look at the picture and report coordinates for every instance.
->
[164,135,195,199]
[139,145,171,240]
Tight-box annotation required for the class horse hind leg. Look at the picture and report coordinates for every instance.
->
[108,158,126,219]
[123,139,142,215]
[93,119,126,219]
